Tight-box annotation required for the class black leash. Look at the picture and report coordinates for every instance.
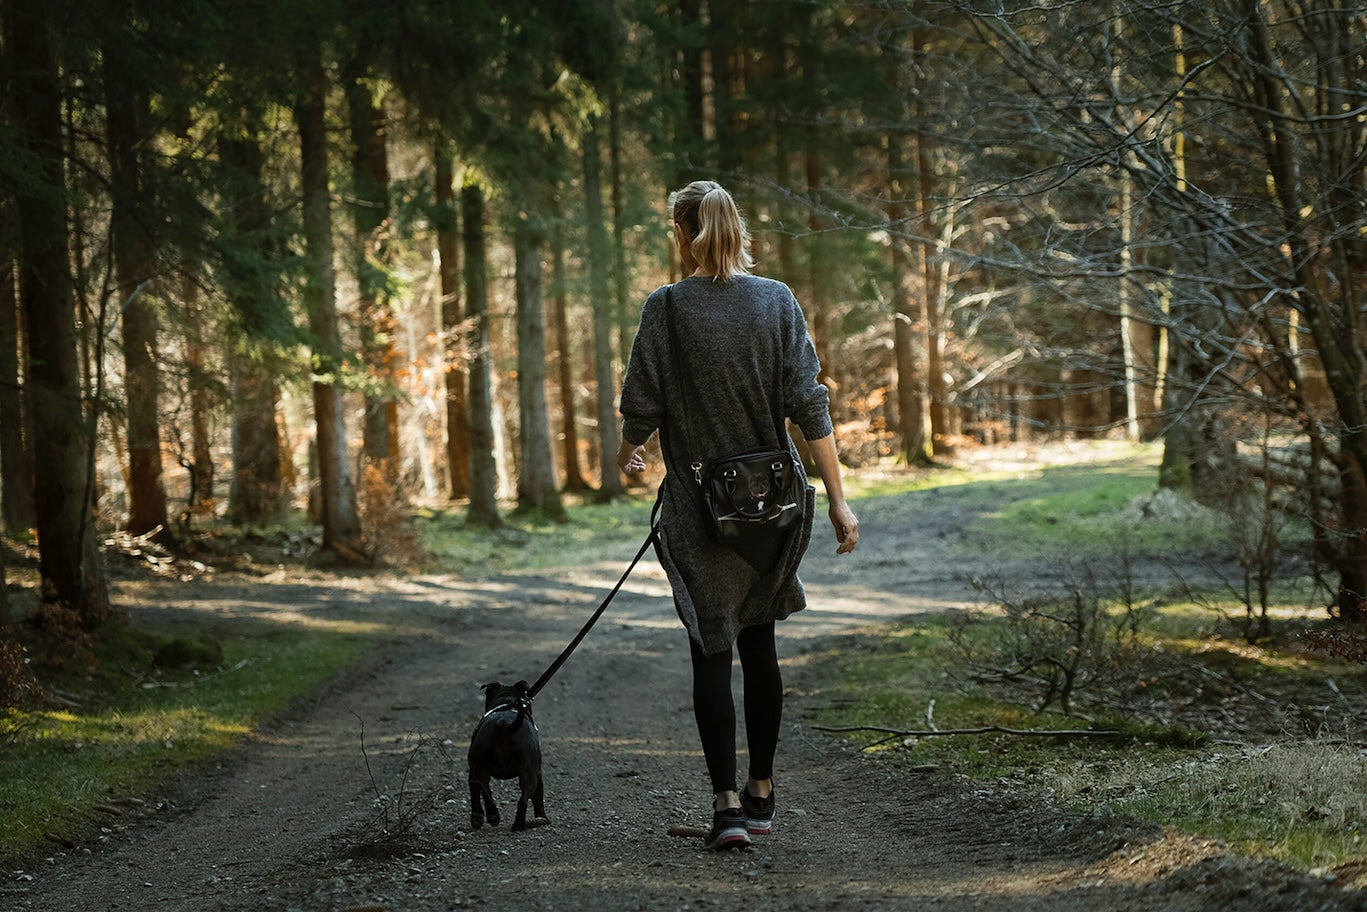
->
[527,499,662,700]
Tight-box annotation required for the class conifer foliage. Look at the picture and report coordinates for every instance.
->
[0,0,1364,639]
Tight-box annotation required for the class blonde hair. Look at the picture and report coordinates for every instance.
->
[669,180,754,281]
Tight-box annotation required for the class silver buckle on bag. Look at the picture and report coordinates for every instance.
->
[692,461,703,485]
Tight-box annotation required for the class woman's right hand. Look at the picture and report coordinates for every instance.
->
[617,442,647,474]
[829,501,859,555]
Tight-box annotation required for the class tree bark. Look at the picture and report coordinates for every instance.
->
[0,228,36,534]
[676,0,707,182]
[106,24,170,539]
[887,28,930,465]
[435,144,470,500]
[219,125,284,525]
[11,0,109,623]
[227,352,283,524]
[910,34,949,456]
[182,269,215,517]
[513,214,565,518]
[800,23,835,396]
[608,87,634,375]
[1242,0,1366,620]
[550,212,589,493]
[888,132,929,465]
[297,51,366,563]
[346,75,399,468]
[584,118,626,499]
[462,182,500,528]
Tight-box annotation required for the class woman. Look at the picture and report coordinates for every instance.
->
[617,180,859,851]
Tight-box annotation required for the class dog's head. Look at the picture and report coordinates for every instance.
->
[480,679,531,713]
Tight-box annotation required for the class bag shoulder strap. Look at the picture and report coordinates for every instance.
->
[663,285,789,480]
[662,286,703,482]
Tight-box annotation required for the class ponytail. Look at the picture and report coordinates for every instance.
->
[669,180,755,281]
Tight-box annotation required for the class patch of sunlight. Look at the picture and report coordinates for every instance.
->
[244,612,388,635]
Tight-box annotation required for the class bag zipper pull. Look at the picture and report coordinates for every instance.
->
[691,461,703,485]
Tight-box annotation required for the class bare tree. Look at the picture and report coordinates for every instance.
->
[938,0,1366,618]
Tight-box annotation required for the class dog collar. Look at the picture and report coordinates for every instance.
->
[479,702,537,729]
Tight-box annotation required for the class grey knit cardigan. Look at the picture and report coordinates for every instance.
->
[619,275,833,654]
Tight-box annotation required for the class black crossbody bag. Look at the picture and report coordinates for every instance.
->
[664,285,804,543]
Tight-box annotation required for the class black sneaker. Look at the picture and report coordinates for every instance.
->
[703,807,751,851]
[740,787,775,835]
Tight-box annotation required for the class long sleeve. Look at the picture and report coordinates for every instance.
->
[779,292,833,442]
[618,291,667,447]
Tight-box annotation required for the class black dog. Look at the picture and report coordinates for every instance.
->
[467,680,545,832]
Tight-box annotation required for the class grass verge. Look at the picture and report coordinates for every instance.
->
[801,614,1366,872]
[802,443,1367,874]
[416,493,658,578]
[0,622,375,862]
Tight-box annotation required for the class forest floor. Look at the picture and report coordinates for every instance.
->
[3,442,1364,912]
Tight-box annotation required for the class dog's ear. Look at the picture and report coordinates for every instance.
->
[481,680,500,694]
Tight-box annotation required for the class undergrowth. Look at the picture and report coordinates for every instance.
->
[0,620,373,862]
[802,443,1367,875]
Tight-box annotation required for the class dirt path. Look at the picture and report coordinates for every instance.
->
[3,444,1361,911]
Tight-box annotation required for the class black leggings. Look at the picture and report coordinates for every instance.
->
[689,621,783,796]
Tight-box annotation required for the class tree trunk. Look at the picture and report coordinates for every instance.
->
[676,0,707,183]
[462,182,500,528]
[911,45,949,456]
[227,351,283,524]
[513,214,565,518]
[435,144,470,500]
[297,52,366,563]
[346,76,399,469]
[219,125,284,525]
[0,37,35,536]
[550,213,589,493]
[182,269,215,516]
[106,33,169,539]
[709,3,737,175]
[11,0,108,624]
[608,87,633,374]
[888,136,929,464]
[584,118,625,499]
[1241,0,1366,620]
[0,228,36,534]
[800,28,835,395]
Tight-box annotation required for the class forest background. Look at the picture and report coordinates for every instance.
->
[1,0,1366,687]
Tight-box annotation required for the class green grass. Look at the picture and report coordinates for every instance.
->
[416,494,658,578]
[803,609,1367,870]
[802,442,1366,874]
[957,463,1224,558]
[0,622,374,861]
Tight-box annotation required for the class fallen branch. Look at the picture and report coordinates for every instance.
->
[814,724,1118,749]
